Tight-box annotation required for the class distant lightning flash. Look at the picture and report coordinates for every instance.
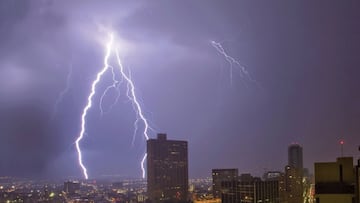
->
[76,33,151,179]
[53,64,73,118]
[211,40,258,85]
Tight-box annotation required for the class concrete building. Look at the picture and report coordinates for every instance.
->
[314,157,356,203]
[147,133,188,203]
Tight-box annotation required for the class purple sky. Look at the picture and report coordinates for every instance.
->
[0,0,360,179]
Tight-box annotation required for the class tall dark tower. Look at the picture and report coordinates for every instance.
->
[288,144,303,169]
[147,133,188,203]
[285,144,303,203]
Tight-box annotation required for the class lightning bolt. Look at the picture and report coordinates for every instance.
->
[115,48,150,178]
[211,40,258,85]
[76,32,151,179]
[99,66,119,116]
[76,33,114,180]
[53,64,73,118]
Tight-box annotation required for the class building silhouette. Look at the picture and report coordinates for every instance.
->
[288,144,303,169]
[212,168,238,198]
[284,144,303,203]
[147,133,188,203]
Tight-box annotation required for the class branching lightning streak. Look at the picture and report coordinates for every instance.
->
[211,41,257,85]
[76,32,151,179]
[115,48,150,178]
[76,33,114,179]
[99,66,119,116]
[53,64,73,118]
[107,76,124,111]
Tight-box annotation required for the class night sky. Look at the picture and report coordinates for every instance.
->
[0,1,360,179]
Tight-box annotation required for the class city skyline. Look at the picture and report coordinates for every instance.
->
[0,1,360,179]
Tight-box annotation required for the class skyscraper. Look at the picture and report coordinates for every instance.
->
[288,144,303,169]
[147,133,188,203]
[285,144,303,203]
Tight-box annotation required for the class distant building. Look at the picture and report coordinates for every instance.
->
[283,144,303,203]
[221,174,280,203]
[212,169,238,198]
[263,171,282,181]
[356,154,360,203]
[254,180,279,203]
[288,144,303,170]
[221,180,241,203]
[238,174,257,203]
[147,133,188,203]
[263,171,286,202]
[63,181,80,194]
[314,157,356,203]
[284,165,303,203]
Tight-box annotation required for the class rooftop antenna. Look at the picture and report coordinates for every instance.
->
[340,140,345,157]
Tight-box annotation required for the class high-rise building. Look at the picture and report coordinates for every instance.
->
[283,144,303,203]
[212,168,238,198]
[288,144,303,169]
[147,133,188,203]
[314,157,356,203]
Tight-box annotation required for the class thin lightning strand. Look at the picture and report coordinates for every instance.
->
[53,64,73,118]
[115,49,150,141]
[125,71,140,147]
[115,48,150,178]
[211,40,257,84]
[107,75,124,110]
[76,33,114,180]
[99,66,119,116]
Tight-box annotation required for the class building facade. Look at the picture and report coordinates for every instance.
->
[147,133,188,203]
[212,169,238,198]
[284,144,303,203]
[284,165,303,203]
[314,157,356,203]
[221,174,280,203]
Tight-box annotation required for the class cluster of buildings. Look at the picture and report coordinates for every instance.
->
[145,134,360,203]
[0,133,359,203]
[211,144,307,203]
[145,134,308,203]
